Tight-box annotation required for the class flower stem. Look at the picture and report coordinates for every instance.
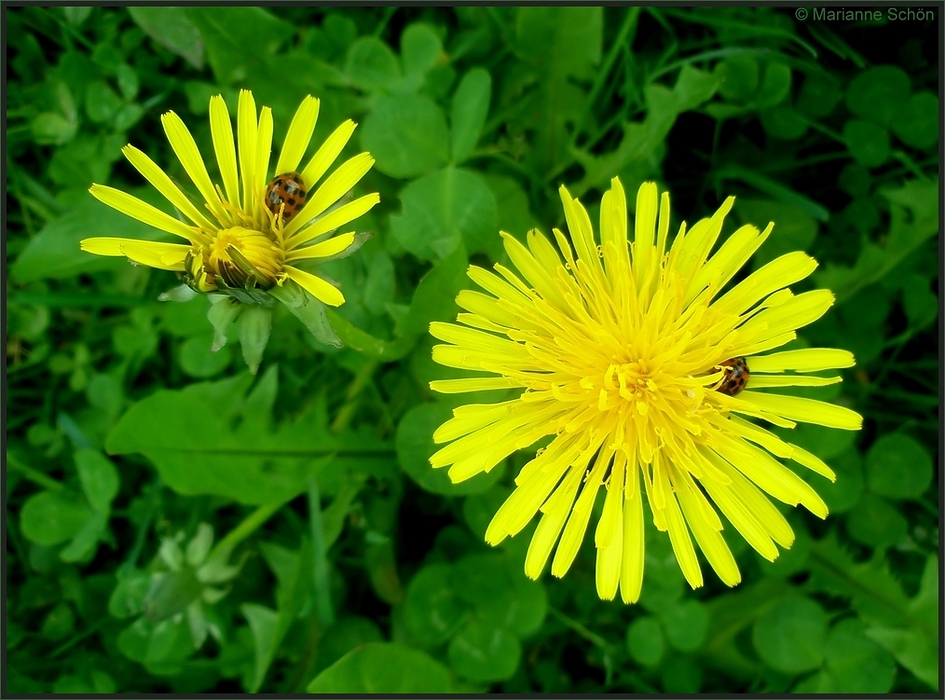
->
[208,498,286,562]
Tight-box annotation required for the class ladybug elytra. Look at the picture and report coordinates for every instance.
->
[714,356,749,396]
[264,172,307,223]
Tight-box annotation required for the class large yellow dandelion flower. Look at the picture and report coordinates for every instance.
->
[428,178,863,602]
[81,90,378,371]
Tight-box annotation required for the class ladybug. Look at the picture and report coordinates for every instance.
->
[264,172,307,223]
[714,356,749,396]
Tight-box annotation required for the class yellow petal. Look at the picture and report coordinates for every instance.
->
[737,289,835,344]
[551,446,612,577]
[121,145,214,234]
[525,466,584,579]
[632,181,658,289]
[80,237,190,270]
[714,251,818,316]
[300,119,357,187]
[283,265,345,307]
[286,232,357,262]
[284,152,374,238]
[739,391,863,431]
[619,479,645,603]
[89,185,200,243]
[209,94,241,209]
[276,95,320,175]
[255,106,273,202]
[286,193,379,249]
[501,232,570,310]
[749,348,856,372]
[160,110,225,223]
[237,89,258,217]
[746,374,842,388]
[429,377,518,394]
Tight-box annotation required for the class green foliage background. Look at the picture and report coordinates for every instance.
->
[5,5,939,694]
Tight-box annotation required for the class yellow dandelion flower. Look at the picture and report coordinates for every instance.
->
[428,178,863,603]
[81,90,378,371]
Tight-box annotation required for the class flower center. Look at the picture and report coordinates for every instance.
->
[191,226,285,292]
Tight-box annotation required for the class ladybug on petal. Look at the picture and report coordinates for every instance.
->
[265,172,307,223]
[714,356,749,396]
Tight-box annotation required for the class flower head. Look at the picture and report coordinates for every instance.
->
[429,178,862,602]
[81,90,378,370]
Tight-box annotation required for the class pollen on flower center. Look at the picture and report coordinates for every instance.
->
[189,226,285,292]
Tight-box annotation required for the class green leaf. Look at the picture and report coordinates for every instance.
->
[106,371,391,504]
[403,563,468,645]
[573,84,678,196]
[11,196,166,282]
[808,532,933,646]
[513,7,602,173]
[345,37,401,92]
[845,65,910,126]
[661,655,703,693]
[846,493,908,549]
[74,448,119,511]
[626,616,664,666]
[85,79,122,124]
[361,94,449,179]
[241,603,278,693]
[818,448,863,514]
[323,309,413,360]
[179,334,233,378]
[796,73,842,118]
[865,432,933,500]
[400,23,442,79]
[451,552,547,637]
[394,243,468,339]
[819,619,896,693]
[900,273,937,327]
[451,68,492,164]
[59,509,109,562]
[817,179,939,301]
[20,490,93,545]
[307,643,454,693]
[30,112,77,146]
[759,105,808,140]
[736,199,818,270]
[185,7,294,85]
[448,619,521,682]
[390,167,497,260]
[672,64,718,112]
[659,598,709,652]
[128,7,205,69]
[752,596,827,674]
[396,403,504,496]
[891,91,938,149]
[866,626,937,690]
[843,119,890,168]
[714,56,759,101]
[755,62,792,108]
[314,617,384,673]
[255,540,313,688]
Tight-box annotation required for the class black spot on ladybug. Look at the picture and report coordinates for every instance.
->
[264,172,307,223]
[715,357,749,396]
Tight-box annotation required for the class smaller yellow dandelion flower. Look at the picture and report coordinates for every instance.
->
[81,90,378,371]
[428,178,863,602]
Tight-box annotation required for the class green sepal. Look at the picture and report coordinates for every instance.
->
[207,296,243,352]
[238,305,273,374]
[269,281,342,348]
[158,284,198,303]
